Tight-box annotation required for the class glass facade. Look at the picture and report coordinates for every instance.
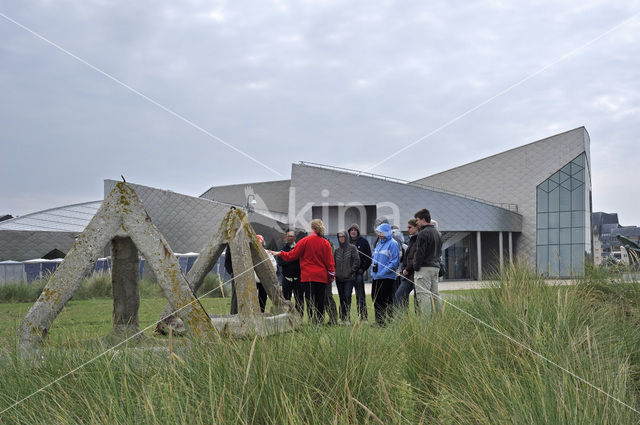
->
[443,234,471,279]
[536,153,591,277]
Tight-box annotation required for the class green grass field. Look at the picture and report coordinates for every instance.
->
[0,264,639,424]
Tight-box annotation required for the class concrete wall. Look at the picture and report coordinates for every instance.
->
[289,163,522,235]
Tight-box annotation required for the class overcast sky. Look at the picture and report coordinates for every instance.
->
[1,1,639,225]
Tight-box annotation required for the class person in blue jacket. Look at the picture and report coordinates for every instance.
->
[370,222,400,325]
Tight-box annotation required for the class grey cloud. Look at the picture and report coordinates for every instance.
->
[1,0,639,225]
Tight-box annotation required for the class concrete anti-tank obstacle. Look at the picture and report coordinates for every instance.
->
[19,183,300,357]
[18,182,213,355]
[157,207,300,337]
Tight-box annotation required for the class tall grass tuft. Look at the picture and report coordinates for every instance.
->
[0,278,47,304]
[0,264,639,423]
[0,273,226,304]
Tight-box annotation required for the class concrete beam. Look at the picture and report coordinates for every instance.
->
[477,231,482,281]
[111,236,140,337]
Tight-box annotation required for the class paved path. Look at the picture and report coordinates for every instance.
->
[332,279,576,295]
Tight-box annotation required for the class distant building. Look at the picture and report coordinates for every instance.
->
[1,127,594,279]
[592,212,640,264]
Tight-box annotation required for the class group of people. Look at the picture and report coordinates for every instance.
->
[269,208,443,326]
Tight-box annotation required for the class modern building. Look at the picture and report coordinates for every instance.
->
[592,212,640,264]
[1,127,593,280]
[204,127,593,279]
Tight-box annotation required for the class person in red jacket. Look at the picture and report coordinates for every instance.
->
[271,219,335,324]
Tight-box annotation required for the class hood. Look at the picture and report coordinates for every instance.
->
[392,228,405,246]
[337,231,349,248]
[374,217,389,228]
[347,223,360,238]
[375,223,393,239]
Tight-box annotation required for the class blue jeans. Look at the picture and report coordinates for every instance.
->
[353,273,368,320]
[394,277,414,312]
[336,278,355,321]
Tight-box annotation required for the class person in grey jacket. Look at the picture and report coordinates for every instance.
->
[334,231,360,323]
[413,208,442,316]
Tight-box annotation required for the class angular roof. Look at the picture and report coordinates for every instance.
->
[290,163,522,232]
[104,180,288,253]
[0,201,102,232]
[200,180,291,214]
[105,180,234,253]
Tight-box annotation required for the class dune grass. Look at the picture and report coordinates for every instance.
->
[0,264,639,423]
[0,273,227,304]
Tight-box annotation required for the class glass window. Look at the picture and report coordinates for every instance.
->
[443,235,471,279]
[574,168,585,183]
[537,187,548,213]
[559,245,571,276]
[572,244,585,275]
[537,229,548,245]
[571,162,583,176]
[537,213,548,229]
[549,187,560,211]
[571,186,585,210]
[571,178,582,190]
[571,211,585,226]
[537,246,549,275]
[572,227,584,243]
[536,152,589,277]
[549,212,559,228]
[548,246,560,275]
[560,187,571,211]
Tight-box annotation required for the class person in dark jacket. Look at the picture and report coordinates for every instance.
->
[254,234,276,313]
[347,223,372,321]
[225,245,239,315]
[413,208,442,316]
[395,218,419,312]
[324,236,339,325]
[334,230,360,323]
[272,219,335,324]
[276,230,303,315]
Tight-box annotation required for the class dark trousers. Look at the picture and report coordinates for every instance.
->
[281,276,294,300]
[336,278,355,321]
[301,281,326,324]
[392,276,401,303]
[283,276,304,316]
[372,279,395,325]
[230,280,267,313]
[354,273,368,320]
[230,277,237,314]
[394,277,414,312]
[325,284,338,324]
[257,282,267,313]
